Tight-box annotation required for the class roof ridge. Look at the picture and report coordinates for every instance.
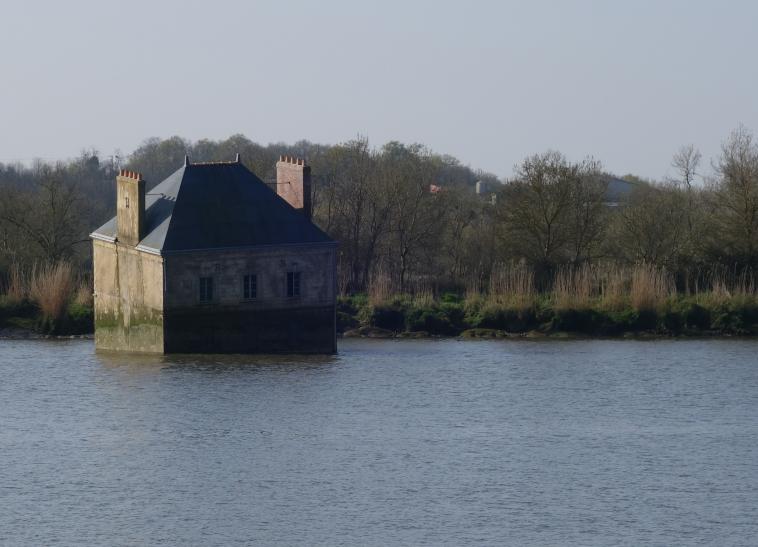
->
[159,165,189,249]
[189,161,241,166]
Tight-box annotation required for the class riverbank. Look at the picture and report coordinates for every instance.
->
[338,293,758,339]
[4,292,758,340]
[0,298,93,337]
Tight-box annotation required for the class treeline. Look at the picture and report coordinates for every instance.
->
[2,127,758,298]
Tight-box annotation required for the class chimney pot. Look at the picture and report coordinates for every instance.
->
[116,167,146,246]
[275,156,312,220]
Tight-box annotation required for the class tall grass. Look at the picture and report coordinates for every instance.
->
[549,263,675,312]
[362,261,700,313]
[692,268,756,311]
[3,263,28,305]
[410,277,434,307]
[598,265,627,311]
[74,279,94,308]
[553,264,595,311]
[28,262,77,324]
[345,262,758,335]
[630,263,674,311]
[367,267,394,305]
[488,261,535,309]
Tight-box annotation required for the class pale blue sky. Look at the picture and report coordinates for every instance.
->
[1,0,756,180]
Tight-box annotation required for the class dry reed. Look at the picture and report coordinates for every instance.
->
[29,261,76,322]
[3,263,28,304]
[697,267,756,308]
[630,263,673,311]
[368,267,394,305]
[598,264,628,311]
[552,264,595,310]
[464,278,480,301]
[410,277,434,307]
[74,280,94,308]
[488,262,535,309]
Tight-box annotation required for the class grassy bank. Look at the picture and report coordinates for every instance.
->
[4,260,758,339]
[340,264,758,338]
[338,293,758,338]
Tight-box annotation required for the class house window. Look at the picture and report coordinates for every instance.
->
[286,271,301,297]
[125,196,130,209]
[199,277,214,302]
[243,274,257,300]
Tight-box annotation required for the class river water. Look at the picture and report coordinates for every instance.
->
[1,338,757,546]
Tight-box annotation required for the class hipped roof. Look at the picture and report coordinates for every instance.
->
[91,161,333,254]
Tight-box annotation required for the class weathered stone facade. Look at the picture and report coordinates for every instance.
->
[162,244,336,353]
[116,171,145,246]
[91,160,337,354]
[92,239,164,353]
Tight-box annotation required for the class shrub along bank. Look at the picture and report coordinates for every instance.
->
[3,292,756,339]
[338,293,758,338]
[0,296,93,335]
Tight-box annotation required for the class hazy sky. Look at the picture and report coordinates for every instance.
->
[1,0,756,180]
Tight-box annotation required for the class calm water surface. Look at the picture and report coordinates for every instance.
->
[1,338,757,546]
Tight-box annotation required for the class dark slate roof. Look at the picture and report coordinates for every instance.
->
[91,162,334,253]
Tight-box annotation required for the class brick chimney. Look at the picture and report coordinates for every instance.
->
[276,156,312,220]
[116,169,145,246]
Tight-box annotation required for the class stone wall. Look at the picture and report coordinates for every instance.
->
[163,243,337,353]
[93,240,165,353]
[116,170,145,246]
[93,239,337,354]
[163,306,335,353]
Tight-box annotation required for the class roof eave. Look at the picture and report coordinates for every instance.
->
[160,240,338,256]
[90,232,116,244]
[134,244,163,256]
[90,232,163,256]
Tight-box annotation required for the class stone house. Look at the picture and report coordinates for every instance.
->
[90,155,337,354]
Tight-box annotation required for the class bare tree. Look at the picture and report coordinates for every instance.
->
[672,144,702,241]
[314,138,394,291]
[608,183,689,268]
[567,158,607,264]
[438,186,481,283]
[0,165,85,263]
[672,144,702,190]
[706,126,758,266]
[381,143,447,292]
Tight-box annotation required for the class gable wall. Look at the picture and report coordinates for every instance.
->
[93,239,165,353]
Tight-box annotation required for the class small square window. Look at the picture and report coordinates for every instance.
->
[286,271,301,297]
[243,274,257,300]
[199,277,214,302]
